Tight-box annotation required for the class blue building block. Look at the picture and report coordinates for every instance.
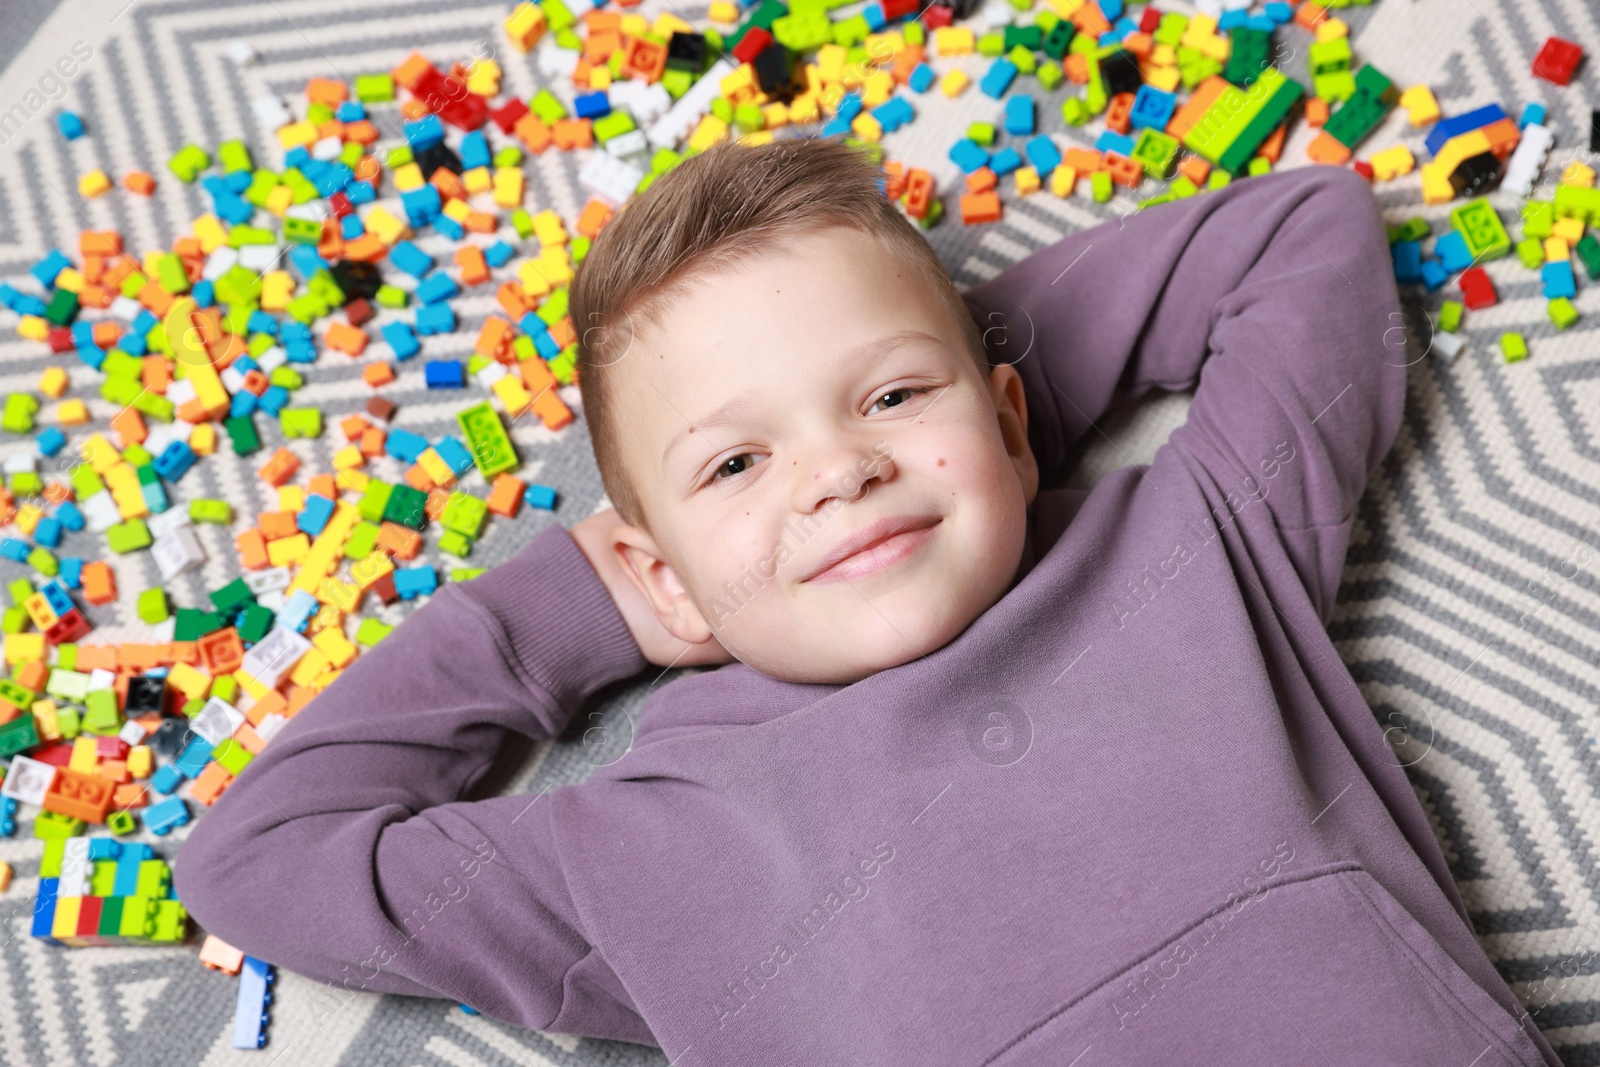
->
[987,145,1023,176]
[31,877,60,944]
[524,483,557,510]
[433,436,474,475]
[31,250,72,288]
[1433,230,1473,273]
[393,566,438,600]
[1419,258,1449,292]
[384,428,429,464]
[400,184,442,227]
[55,501,84,531]
[415,304,457,336]
[389,241,433,278]
[402,113,444,149]
[276,588,319,633]
[256,385,288,417]
[33,518,62,548]
[59,557,83,588]
[153,441,199,482]
[1391,240,1423,285]
[1,539,31,562]
[339,214,364,239]
[1424,103,1509,157]
[1263,1,1294,23]
[1094,129,1137,157]
[232,956,275,1050]
[424,361,466,388]
[871,97,914,133]
[485,241,516,268]
[142,795,191,835]
[382,321,421,361]
[57,112,85,140]
[1519,102,1547,129]
[459,131,491,170]
[1542,260,1577,299]
[948,138,989,174]
[36,427,66,457]
[173,739,214,778]
[979,58,1018,99]
[573,91,611,119]
[908,62,935,93]
[1024,136,1062,175]
[1129,85,1177,131]
[297,493,335,536]
[415,273,460,305]
[1003,95,1035,136]
[149,763,183,795]
[0,796,16,836]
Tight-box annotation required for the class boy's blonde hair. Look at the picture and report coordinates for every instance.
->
[569,135,989,531]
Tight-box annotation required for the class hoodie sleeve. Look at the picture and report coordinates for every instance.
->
[961,166,1405,619]
[172,523,658,1043]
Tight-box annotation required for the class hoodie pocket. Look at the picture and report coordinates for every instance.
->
[984,863,1546,1067]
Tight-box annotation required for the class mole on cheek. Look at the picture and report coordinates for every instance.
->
[937,458,946,467]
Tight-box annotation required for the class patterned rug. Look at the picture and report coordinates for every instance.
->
[1,0,1598,1064]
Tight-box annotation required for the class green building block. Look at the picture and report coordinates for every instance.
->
[174,607,224,641]
[440,494,488,539]
[212,738,254,775]
[189,498,234,524]
[40,840,65,878]
[238,603,275,644]
[136,859,171,898]
[1131,127,1179,178]
[0,678,34,710]
[1548,297,1578,330]
[438,530,473,558]
[456,402,519,477]
[1224,26,1271,87]
[106,810,138,835]
[137,588,170,624]
[150,901,188,944]
[344,521,380,560]
[34,811,84,839]
[0,715,37,757]
[1449,199,1510,263]
[224,415,261,455]
[1553,183,1600,226]
[383,484,428,529]
[217,140,253,174]
[1183,66,1302,175]
[1499,332,1528,363]
[26,547,57,577]
[359,480,394,523]
[90,859,119,897]
[168,144,211,182]
[1,607,26,634]
[1575,234,1600,280]
[83,688,122,733]
[211,576,255,616]
[1090,169,1113,202]
[1438,299,1463,333]
[106,519,153,554]
[450,567,487,582]
[1521,200,1554,239]
[355,618,392,646]
[2,394,39,434]
[280,408,323,438]
[211,673,238,705]
[283,217,323,244]
[1516,237,1546,270]
[375,284,409,309]
[355,73,395,102]
[968,122,998,147]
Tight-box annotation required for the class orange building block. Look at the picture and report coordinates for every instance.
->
[190,761,234,807]
[309,474,338,499]
[235,527,269,570]
[965,167,998,193]
[1167,75,1231,141]
[575,199,614,237]
[1063,147,1105,173]
[242,689,287,727]
[455,245,490,286]
[1177,154,1211,186]
[487,474,525,517]
[42,767,115,823]
[324,322,369,356]
[1305,97,1330,128]
[1103,153,1144,188]
[113,783,149,809]
[959,190,1002,225]
[377,522,423,559]
[199,935,246,974]
[1307,130,1352,164]
[81,561,116,605]
[259,511,298,540]
[258,447,300,486]
[363,362,396,387]
[109,406,147,448]
[197,628,244,674]
[123,171,157,195]
[1105,92,1135,135]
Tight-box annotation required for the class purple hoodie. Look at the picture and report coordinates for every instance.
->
[174,165,1563,1067]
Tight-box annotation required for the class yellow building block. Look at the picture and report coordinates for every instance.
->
[492,373,534,417]
[332,444,365,470]
[1145,65,1181,92]
[39,366,69,398]
[933,27,974,56]
[415,448,455,487]
[940,69,971,97]
[850,113,884,142]
[312,624,358,669]
[335,468,369,494]
[78,169,112,198]
[350,548,394,591]
[264,185,294,217]
[504,0,547,50]
[15,506,43,536]
[4,633,44,667]
[190,423,217,455]
[1314,17,1348,41]
[1544,237,1570,262]
[55,399,90,425]
[261,271,295,311]
[465,57,501,96]
[81,433,122,474]
[463,166,493,195]
[1050,164,1078,197]
[193,215,230,254]
[288,502,360,596]
[17,316,51,342]
[53,268,84,295]
[70,735,100,774]
[1370,144,1415,182]
[493,167,525,208]
[128,745,152,778]
[1421,164,1456,205]
[1562,161,1597,188]
[391,162,425,191]
[1014,167,1040,196]
[289,648,331,690]
[267,533,311,567]
[363,207,408,245]
[32,700,60,743]
[278,121,319,149]
[1551,216,1585,243]
[532,209,567,246]
[166,661,212,703]
[1399,85,1440,127]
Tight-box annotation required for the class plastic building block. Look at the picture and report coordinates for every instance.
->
[232,955,274,1049]
[1499,332,1528,363]
[1532,36,1582,86]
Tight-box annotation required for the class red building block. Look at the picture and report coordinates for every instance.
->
[1459,266,1498,310]
[1532,36,1582,86]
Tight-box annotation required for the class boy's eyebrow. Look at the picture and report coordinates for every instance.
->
[661,328,943,464]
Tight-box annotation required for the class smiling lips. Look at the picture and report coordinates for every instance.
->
[801,515,942,584]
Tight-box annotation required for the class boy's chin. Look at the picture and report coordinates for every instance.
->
[737,608,978,686]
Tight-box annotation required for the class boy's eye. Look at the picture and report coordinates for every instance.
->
[711,453,760,481]
[868,387,924,414]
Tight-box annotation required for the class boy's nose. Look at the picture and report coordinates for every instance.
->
[792,438,895,514]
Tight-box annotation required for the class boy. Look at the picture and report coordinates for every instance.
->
[175,139,1562,1066]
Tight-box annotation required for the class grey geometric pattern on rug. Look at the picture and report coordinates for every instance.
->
[0,0,1597,1064]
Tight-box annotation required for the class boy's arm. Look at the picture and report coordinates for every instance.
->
[961,166,1405,617]
[173,524,656,1041]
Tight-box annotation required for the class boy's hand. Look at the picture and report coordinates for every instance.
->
[570,509,736,669]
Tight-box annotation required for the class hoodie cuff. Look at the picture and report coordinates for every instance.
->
[456,523,647,721]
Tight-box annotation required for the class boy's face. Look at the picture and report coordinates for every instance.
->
[607,225,1038,684]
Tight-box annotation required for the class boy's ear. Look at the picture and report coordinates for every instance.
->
[610,523,719,647]
[988,362,1039,506]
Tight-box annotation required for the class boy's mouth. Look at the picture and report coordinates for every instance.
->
[800,515,942,584]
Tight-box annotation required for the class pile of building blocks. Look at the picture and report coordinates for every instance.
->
[28,837,187,947]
